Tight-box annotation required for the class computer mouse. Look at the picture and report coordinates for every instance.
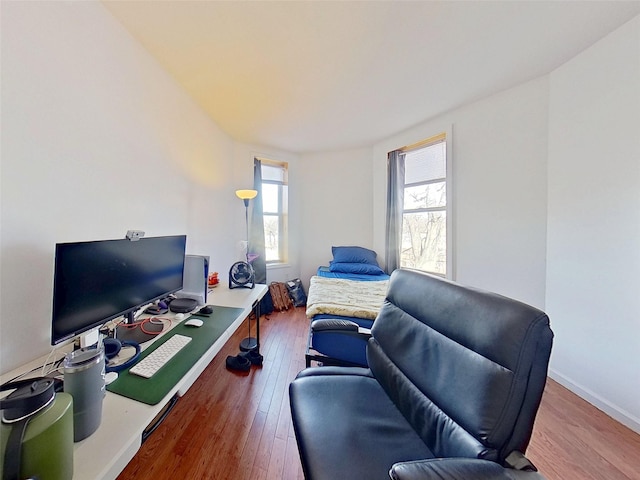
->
[175,313,185,321]
[184,318,204,328]
[199,305,213,315]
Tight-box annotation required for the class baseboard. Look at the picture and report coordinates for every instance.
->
[548,368,640,434]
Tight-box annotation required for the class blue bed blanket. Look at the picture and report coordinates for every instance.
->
[316,266,390,282]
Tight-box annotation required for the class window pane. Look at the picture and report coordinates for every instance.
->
[264,214,279,261]
[262,164,285,182]
[404,181,446,210]
[404,141,446,184]
[262,183,279,214]
[400,211,446,275]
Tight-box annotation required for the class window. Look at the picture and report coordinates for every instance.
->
[260,160,288,264]
[400,134,450,277]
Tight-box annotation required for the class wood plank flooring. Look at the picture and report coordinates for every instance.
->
[118,307,308,480]
[528,378,640,480]
[117,307,640,480]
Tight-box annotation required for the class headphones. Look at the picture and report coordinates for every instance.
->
[103,338,141,373]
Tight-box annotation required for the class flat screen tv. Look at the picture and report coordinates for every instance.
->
[51,235,187,345]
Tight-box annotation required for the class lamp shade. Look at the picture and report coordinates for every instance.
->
[235,189,258,200]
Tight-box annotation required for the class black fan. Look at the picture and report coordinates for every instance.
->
[229,261,255,289]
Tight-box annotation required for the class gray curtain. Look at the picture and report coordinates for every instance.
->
[249,158,267,285]
[385,150,405,274]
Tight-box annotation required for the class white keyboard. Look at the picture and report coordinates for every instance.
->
[129,334,192,378]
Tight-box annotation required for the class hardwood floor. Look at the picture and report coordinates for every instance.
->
[528,379,640,480]
[118,307,309,480]
[117,307,640,480]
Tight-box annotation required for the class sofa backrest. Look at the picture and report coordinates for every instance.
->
[368,269,553,463]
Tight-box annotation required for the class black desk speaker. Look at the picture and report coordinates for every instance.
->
[169,297,198,313]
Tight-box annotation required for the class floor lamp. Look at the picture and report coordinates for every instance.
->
[236,189,259,352]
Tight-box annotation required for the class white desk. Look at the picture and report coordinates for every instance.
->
[2,284,267,480]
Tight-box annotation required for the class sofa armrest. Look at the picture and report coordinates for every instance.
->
[389,458,547,480]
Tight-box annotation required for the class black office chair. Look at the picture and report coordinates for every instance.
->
[290,269,553,480]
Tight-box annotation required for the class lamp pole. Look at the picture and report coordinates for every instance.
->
[236,189,259,352]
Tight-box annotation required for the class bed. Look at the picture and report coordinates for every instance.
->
[306,271,389,327]
[305,246,390,367]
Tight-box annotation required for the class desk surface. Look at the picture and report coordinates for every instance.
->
[2,284,267,480]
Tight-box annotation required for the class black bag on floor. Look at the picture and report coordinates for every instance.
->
[260,290,274,315]
[286,278,307,307]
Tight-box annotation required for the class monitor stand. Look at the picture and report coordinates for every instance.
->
[78,328,101,348]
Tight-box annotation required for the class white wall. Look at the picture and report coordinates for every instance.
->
[373,78,549,309]
[298,148,374,288]
[546,16,640,432]
[2,2,246,373]
[3,0,637,434]
[231,142,301,284]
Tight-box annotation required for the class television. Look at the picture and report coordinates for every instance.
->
[51,235,187,345]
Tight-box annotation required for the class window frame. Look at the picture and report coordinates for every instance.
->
[258,158,288,265]
[399,131,454,279]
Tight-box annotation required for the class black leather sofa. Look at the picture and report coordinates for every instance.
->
[290,269,553,480]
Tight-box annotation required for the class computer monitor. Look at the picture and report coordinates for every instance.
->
[51,235,187,345]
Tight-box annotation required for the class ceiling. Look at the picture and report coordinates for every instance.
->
[102,1,640,154]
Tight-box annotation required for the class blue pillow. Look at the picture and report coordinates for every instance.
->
[332,246,378,265]
[329,262,385,275]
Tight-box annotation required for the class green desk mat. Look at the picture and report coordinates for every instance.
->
[106,305,245,405]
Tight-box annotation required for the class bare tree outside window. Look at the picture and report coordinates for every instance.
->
[263,215,279,261]
[261,161,288,264]
[400,139,447,276]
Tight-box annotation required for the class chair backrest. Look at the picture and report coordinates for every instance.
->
[368,269,553,463]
